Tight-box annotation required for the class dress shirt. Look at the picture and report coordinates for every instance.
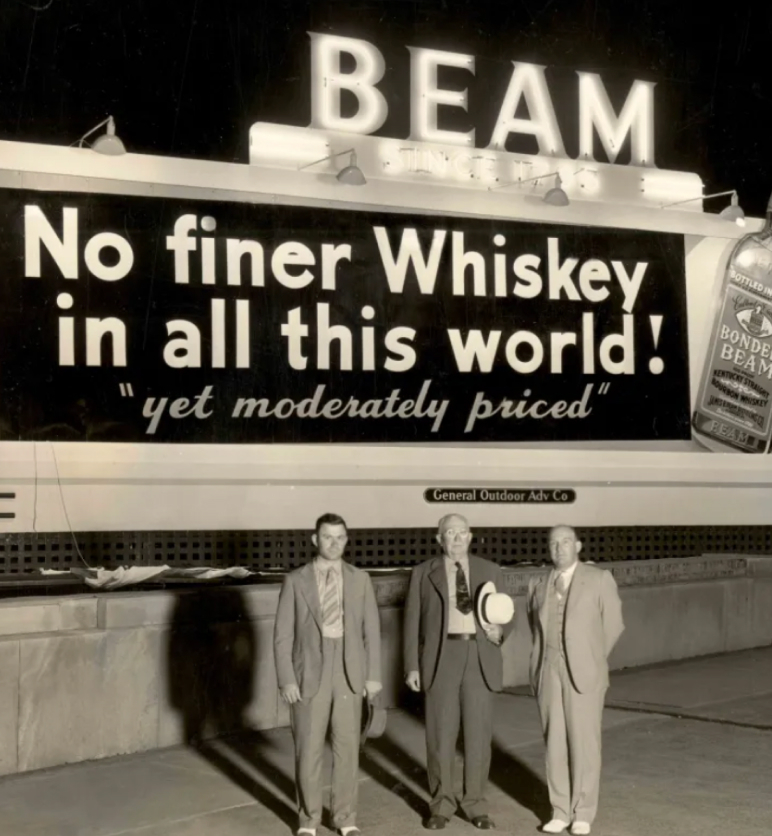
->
[554,560,579,600]
[444,555,476,634]
[314,557,344,638]
[313,557,382,693]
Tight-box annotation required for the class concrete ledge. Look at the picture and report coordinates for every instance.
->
[606,555,748,587]
[743,555,772,578]
[363,555,752,607]
[97,584,283,630]
[0,555,756,633]
[0,641,19,775]
[0,597,97,637]
[0,553,768,777]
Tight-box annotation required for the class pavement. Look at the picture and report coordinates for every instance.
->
[1,647,771,836]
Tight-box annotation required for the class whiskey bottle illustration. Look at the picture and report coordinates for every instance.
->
[693,192,772,452]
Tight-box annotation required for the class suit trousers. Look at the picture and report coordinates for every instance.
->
[290,637,363,829]
[425,638,492,819]
[537,651,606,824]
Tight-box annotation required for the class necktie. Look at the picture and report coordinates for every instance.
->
[556,572,569,597]
[455,562,473,615]
[321,568,340,626]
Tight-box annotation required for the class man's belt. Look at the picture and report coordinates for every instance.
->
[447,633,475,641]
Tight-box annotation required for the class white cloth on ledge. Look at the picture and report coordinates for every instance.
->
[40,565,255,590]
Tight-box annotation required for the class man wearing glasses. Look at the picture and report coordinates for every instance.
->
[526,525,624,836]
[404,514,514,831]
[274,513,382,836]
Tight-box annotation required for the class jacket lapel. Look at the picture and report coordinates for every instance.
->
[469,556,483,635]
[428,557,449,635]
[468,555,480,596]
[538,570,554,633]
[565,561,586,621]
[341,561,355,635]
[299,561,323,630]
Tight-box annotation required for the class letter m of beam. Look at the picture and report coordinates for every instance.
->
[577,74,655,166]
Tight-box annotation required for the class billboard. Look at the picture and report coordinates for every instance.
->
[0,187,690,445]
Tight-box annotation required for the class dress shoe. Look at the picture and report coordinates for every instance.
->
[541,820,569,834]
[423,815,448,830]
[297,829,316,836]
[471,815,495,829]
[570,823,590,835]
[339,828,361,836]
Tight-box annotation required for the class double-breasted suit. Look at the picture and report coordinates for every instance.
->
[527,561,624,826]
[404,555,514,821]
[275,560,381,831]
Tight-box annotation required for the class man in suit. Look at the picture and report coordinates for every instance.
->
[404,513,515,831]
[526,525,624,836]
[274,513,382,836]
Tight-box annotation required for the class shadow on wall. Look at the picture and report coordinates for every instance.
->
[166,586,297,829]
[167,586,256,741]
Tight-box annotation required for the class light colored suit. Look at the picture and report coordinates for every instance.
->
[526,561,624,825]
[274,560,381,829]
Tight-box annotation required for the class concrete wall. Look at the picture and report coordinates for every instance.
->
[1,554,771,776]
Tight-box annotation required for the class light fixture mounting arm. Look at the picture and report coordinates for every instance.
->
[78,116,116,148]
[298,147,356,171]
[661,189,737,210]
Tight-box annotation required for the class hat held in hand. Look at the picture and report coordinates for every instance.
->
[361,695,387,745]
[475,581,515,630]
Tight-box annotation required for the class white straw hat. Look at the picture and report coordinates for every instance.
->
[475,581,515,629]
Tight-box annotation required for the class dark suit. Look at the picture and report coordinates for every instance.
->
[527,561,624,825]
[275,560,381,830]
[404,555,514,819]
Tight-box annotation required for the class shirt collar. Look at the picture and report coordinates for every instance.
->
[444,554,470,567]
[557,560,579,582]
[315,556,342,574]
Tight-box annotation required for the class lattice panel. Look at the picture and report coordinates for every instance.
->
[0,526,771,575]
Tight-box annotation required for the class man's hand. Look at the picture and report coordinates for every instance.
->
[364,680,383,699]
[280,684,302,705]
[484,625,503,645]
[405,670,421,692]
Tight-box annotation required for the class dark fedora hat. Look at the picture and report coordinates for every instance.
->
[361,695,387,745]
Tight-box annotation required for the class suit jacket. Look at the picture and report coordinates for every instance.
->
[403,555,515,692]
[526,561,624,695]
[274,560,381,702]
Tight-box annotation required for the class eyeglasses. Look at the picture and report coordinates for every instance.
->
[442,529,470,538]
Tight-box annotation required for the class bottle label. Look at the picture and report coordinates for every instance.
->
[694,268,772,452]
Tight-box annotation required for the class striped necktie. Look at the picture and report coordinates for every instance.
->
[321,566,340,626]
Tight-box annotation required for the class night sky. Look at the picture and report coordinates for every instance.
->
[0,0,771,216]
